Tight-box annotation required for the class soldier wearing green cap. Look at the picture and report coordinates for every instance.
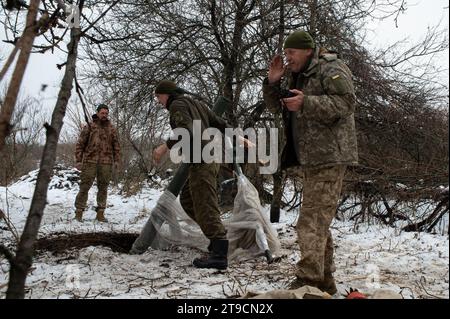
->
[74,103,121,222]
[262,30,358,295]
[153,80,231,270]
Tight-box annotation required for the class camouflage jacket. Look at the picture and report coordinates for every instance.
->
[75,115,121,165]
[165,95,229,162]
[263,48,358,170]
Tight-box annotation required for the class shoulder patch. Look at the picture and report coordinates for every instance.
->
[325,73,353,95]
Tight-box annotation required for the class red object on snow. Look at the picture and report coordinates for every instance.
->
[346,288,367,299]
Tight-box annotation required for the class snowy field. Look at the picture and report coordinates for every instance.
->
[0,168,448,299]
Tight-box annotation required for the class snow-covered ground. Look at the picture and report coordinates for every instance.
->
[0,168,448,299]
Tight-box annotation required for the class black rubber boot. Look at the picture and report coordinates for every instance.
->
[193,239,228,270]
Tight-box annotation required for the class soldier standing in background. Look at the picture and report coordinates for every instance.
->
[74,104,121,222]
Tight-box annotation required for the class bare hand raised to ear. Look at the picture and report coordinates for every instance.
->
[268,54,285,84]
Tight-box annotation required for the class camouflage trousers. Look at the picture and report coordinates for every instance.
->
[296,165,346,283]
[180,163,227,240]
[74,162,112,212]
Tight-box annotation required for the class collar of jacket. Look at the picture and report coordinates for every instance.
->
[285,47,320,82]
[302,47,321,77]
[166,93,184,111]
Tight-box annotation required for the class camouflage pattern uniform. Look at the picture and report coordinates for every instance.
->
[180,163,226,239]
[166,95,228,240]
[74,115,121,218]
[263,48,358,291]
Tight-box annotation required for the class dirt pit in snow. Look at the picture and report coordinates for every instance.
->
[35,232,139,254]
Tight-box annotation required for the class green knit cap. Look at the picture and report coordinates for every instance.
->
[284,30,315,49]
[155,80,180,94]
[96,103,109,112]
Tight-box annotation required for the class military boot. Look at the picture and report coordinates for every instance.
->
[319,274,337,295]
[74,209,83,222]
[193,239,228,270]
[96,209,108,222]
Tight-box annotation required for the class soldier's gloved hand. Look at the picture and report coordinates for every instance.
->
[75,162,82,170]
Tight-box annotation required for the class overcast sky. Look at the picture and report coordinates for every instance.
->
[367,0,449,85]
[0,0,448,122]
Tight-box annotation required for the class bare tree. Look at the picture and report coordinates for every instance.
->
[5,0,85,299]
[0,94,46,186]
[0,0,48,151]
[2,0,126,299]
[81,0,448,208]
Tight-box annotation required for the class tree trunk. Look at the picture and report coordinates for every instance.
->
[277,0,285,54]
[269,0,287,223]
[6,14,83,299]
[307,0,318,36]
[0,0,42,152]
[270,170,285,223]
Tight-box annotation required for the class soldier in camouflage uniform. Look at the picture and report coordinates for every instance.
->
[262,30,358,295]
[152,80,230,270]
[74,104,121,222]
